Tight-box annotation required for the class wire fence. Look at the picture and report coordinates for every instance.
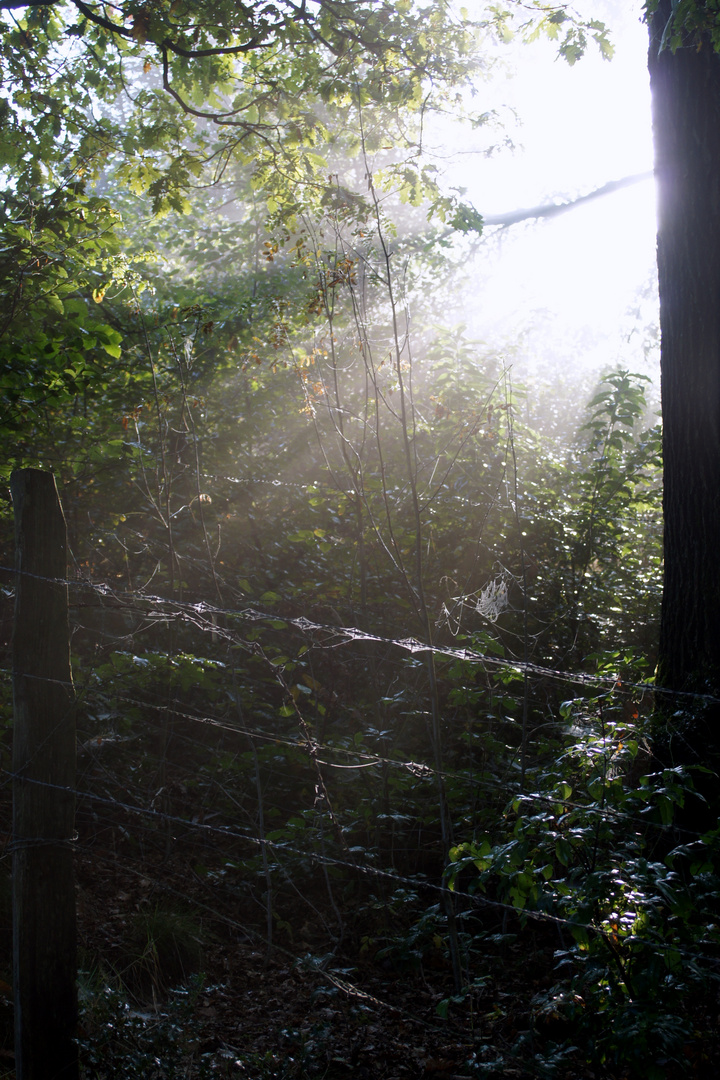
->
[2,559,720,1065]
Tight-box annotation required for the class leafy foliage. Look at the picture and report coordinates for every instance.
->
[446,685,720,1076]
[79,978,213,1079]
[645,0,720,54]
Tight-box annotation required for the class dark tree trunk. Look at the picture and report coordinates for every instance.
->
[649,0,720,759]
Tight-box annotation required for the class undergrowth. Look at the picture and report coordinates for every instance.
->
[446,677,720,1077]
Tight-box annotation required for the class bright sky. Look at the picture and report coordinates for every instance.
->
[445,0,657,374]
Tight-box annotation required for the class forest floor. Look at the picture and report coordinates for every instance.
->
[0,759,718,1078]
[0,825,718,1077]
[74,852,513,1078]
[67,844,569,1080]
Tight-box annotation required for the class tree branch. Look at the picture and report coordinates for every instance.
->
[70,0,268,56]
[482,170,653,228]
[160,46,261,131]
[70,0,133,40]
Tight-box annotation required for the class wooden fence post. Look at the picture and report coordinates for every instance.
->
[11,469,78,1080]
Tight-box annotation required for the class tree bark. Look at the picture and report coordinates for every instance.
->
[649,1,720,757]
[11,469,78,1080]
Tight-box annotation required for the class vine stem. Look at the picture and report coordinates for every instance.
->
[358,115,463,991]
[506,372,529,792]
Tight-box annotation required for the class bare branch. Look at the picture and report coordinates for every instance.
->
[483,170,653,228]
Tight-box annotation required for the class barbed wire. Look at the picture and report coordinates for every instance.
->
[5,559,720,1014]
[0,646,702,844]
[0,562,685,705]
[71,691,713,840]
[0,558,712,858]
[4,770,720,977]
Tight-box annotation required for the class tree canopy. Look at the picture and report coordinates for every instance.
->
[0,1,611,205]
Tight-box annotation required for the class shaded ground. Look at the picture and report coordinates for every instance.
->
[0,722,718,1078]
[72,847,530,1079]
[0,808,718,1077]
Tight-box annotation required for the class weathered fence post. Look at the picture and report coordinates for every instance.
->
[11,469,78,1080]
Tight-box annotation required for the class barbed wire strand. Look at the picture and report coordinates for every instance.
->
[0,659,711,844]
[0,563,696,707]
[75,691,714,840]
[4,770,720,977]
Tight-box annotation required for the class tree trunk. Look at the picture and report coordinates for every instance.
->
[11,469,78,1080]
[649,0,720,759]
